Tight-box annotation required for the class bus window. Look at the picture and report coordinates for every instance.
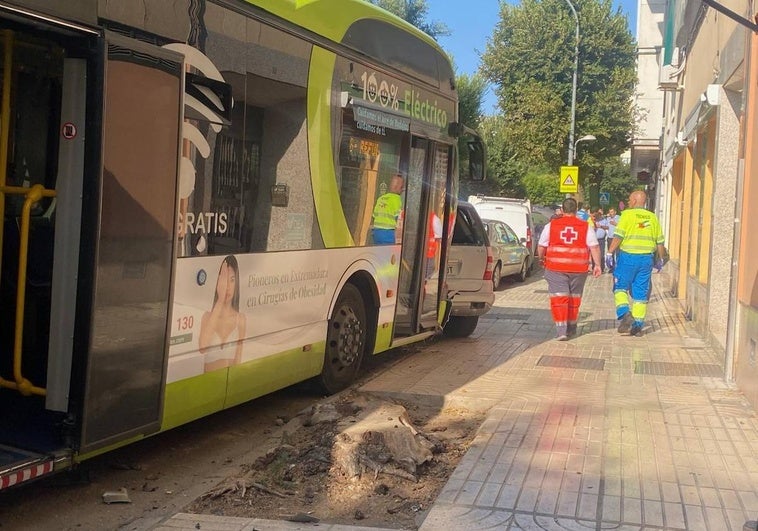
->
[337,115,409,246]
[180,15,321,256]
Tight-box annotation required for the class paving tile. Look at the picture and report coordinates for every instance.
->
[662,502,688,529]
[739,490,758,512]
[577,493,599,520]
[684,504,707,530]
[704,506,730,530]
[457,480,484,505]
[725,508,751,531]
[644,499,665,527]
[601,494,621,522]
[494,483,521,510]
[622,497,643,525]
[557,489,580,517]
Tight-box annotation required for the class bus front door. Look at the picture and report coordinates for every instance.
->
[394,138,450,337]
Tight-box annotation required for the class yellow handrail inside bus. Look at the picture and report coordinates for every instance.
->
[0,185,55,396]
[0,31,13,291]
[0,30,15,394]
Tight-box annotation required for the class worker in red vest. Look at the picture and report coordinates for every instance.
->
[537,197,602,340]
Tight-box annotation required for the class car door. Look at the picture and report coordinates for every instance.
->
[483,221,502,267]
[492,222,517,274]
[502,223,527,274]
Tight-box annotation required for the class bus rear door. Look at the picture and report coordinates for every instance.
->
[77,33,182,454]
[0,7,97,488]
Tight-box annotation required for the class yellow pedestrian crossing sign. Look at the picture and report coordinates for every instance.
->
[560,166,579,193]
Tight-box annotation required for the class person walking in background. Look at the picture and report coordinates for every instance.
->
[537,197,602,340]
[550,207,563,220]
[576,204,590,222]
[595,209,608,272]
[372,174,404,244]
[605,207,620,270]
[605,190,666,337]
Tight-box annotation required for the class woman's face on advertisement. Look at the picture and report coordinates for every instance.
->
[217,261,236,302]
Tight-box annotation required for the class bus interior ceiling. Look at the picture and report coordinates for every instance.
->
[1,29,68,453]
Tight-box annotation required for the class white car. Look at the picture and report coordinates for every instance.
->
[444,201,495,337]
[468,195,536,272]
[481,218,530,287]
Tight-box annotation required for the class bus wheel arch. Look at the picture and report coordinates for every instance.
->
[318,274,378,394]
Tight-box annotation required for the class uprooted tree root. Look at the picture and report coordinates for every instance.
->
[190,391,482,529]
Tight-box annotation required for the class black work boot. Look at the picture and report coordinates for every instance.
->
[617,312,633,334]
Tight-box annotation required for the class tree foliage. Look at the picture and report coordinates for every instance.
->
[522,168,566,206]
[456,73,486,131]
[369,0,450,39]
[462,115,526,199]
[587,158,638,209]
[480,0,636,175]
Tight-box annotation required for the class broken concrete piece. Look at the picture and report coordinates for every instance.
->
[102,487,131,504]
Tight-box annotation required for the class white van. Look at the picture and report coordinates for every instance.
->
[468,195,536,272]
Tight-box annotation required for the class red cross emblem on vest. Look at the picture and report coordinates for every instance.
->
[560,226,579,244]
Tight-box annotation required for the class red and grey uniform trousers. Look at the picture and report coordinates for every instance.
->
[544,269,588,336]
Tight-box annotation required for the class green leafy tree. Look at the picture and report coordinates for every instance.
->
[369,0,450,39]
[460,115,526,199]
[480,0,636,174]
[522,168,566,206]
[456,72,486,131]
[589,157,638,209]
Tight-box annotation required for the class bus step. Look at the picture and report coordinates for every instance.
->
[0,445,55,490]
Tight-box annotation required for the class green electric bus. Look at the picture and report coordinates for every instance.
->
[0,0,484,489]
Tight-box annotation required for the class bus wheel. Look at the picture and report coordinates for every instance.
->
[318,284,367,394]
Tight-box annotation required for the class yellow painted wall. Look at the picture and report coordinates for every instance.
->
[739,35,758,308]
[698,118,715,284]
[669,157,684,262]
[688,140,703,279]
[677,147,694,302]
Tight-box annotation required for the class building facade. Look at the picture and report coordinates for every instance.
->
[649,0,758,407]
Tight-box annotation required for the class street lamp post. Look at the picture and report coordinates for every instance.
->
[574,134,596,157]
[564,0,580,166]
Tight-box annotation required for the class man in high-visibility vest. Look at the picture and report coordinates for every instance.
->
[605,190,666,336]
[537,197,602,340]
[372,174,404,244]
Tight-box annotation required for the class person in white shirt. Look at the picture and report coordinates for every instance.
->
[595,209,609,271]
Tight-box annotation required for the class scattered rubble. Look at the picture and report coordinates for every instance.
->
[188,390,483,529]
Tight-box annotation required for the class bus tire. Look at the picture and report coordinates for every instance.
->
[443,315,479,338]
[318,284,367,394]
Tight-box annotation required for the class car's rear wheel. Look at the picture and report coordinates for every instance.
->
[443,315,479,338]
[517,259,528,282]
[492,264,501,291]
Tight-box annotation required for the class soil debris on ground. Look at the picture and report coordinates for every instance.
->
[188,390,483,529]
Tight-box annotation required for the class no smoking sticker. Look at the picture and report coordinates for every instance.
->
[62,122,77,140]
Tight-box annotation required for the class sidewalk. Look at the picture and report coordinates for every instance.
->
[155,268,758,530]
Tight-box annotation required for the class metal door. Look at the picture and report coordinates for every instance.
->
[79,34,182,452]
[393,138,451,336]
